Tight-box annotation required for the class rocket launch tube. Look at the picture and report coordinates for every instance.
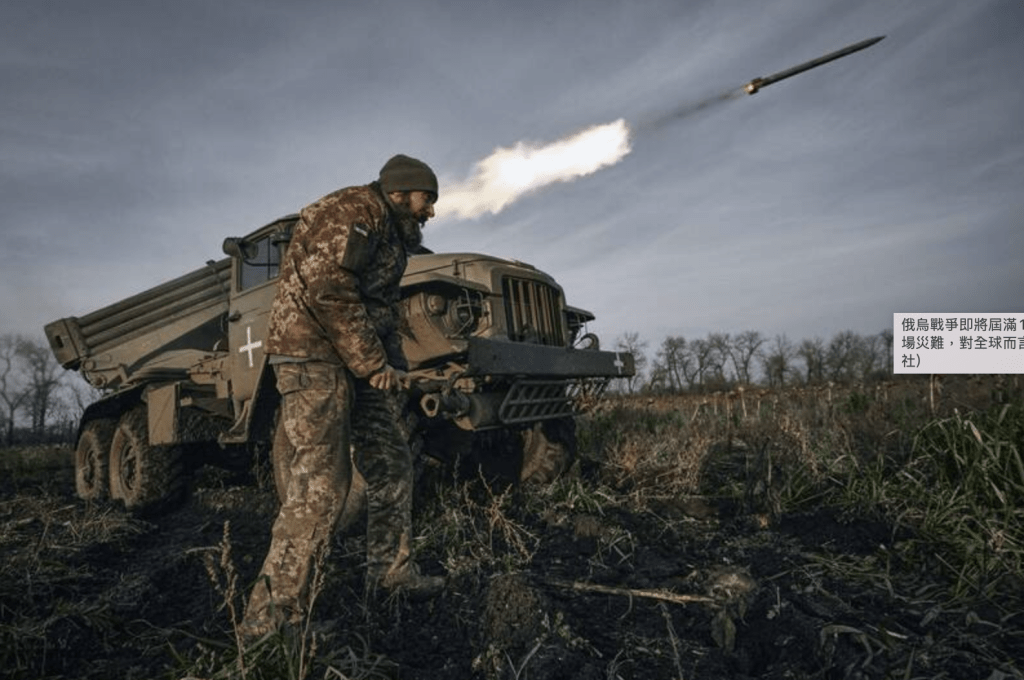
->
[745,35,884,94]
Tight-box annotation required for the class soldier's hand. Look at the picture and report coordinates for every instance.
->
[369,364,407,392]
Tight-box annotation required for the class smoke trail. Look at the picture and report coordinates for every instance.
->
[436,119,632,220]
[637,86,745,133]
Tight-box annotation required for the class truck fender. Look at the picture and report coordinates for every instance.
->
[77,386,145,443]
[220,362,280,445]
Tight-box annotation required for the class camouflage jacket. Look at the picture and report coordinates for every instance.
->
[265,183,409,377]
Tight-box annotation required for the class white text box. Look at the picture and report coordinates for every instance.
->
[894,313,1024,374]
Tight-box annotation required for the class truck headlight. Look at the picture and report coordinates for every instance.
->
[448,289,484,336]
[426,294,447,315]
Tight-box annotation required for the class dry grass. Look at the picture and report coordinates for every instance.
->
[0,469,153,678]
[4,374,1022,678]
[578,375,1024,607]
[178,523,397,680]
[0,444,73,476]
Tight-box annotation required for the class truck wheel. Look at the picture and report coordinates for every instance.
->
[109,407,185,515]
[75,418,116,501]
[520,417,577,484]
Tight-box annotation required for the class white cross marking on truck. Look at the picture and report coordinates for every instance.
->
[613,352,624,375]
[239,326,262,368]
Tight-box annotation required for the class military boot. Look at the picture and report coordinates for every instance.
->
[378,563,444,599]
[241,583,303,646]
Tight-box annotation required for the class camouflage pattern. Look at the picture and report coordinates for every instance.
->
[244,361,353,631]
[350,379,414,585]
[244,181,423,634]
[265,183,409,377]
[244,362,416,631]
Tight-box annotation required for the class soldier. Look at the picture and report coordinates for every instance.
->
[242,154,443,638]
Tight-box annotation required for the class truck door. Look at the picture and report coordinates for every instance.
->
[227,227,288,411]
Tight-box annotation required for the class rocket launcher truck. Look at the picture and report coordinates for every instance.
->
[45,214,634,515]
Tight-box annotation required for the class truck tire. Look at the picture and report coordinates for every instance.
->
[520,417,577,484]
[75,418,116,501]
[109,407,185,515]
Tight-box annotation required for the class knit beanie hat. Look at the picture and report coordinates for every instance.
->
[379,154,438,196]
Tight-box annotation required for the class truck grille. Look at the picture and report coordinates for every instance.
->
[502,277,564,346]
[498,378,610,424]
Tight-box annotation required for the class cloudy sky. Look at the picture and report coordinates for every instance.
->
[3,0,1022,360]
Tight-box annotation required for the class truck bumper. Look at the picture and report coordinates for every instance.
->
[465,337,634,378]
[416,338,634,430]
[421,377,611,429]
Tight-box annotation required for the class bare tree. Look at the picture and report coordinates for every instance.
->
[760,334,796,388]
[679,344,702,390]
[856,332,886,381]
[797,337,827,385]
[51,377,105,442]
[646,361,669,393]
[825,330,863,383]
[879,328,894,378]
[66,376,105,416]
[614,332,648,394]
[655,336,691,392]
[0,335,30,446]
[665,338,703,390]
[730,330,765,385]
[688,337,715,391]
[17,337,64,441]
[706,332,732,388]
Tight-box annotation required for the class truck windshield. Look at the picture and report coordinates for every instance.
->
[239,234,280,290]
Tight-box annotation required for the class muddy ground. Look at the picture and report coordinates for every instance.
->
[2,447,1022,680]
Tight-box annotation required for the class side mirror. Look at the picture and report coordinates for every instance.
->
[222,237,259,260]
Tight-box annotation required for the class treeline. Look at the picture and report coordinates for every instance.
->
[2,328,899,445]
[0,334,99,446]
[613,328,895,394]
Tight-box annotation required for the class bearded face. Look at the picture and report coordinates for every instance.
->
[397,213,424,250]
[387,190,435,250]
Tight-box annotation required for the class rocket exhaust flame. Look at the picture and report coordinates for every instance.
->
[436,119,632,220]
[437,36,882,221]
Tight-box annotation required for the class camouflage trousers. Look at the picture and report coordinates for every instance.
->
[243,360,413,632]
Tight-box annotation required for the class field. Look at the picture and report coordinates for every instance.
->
[2,375,1023,679]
